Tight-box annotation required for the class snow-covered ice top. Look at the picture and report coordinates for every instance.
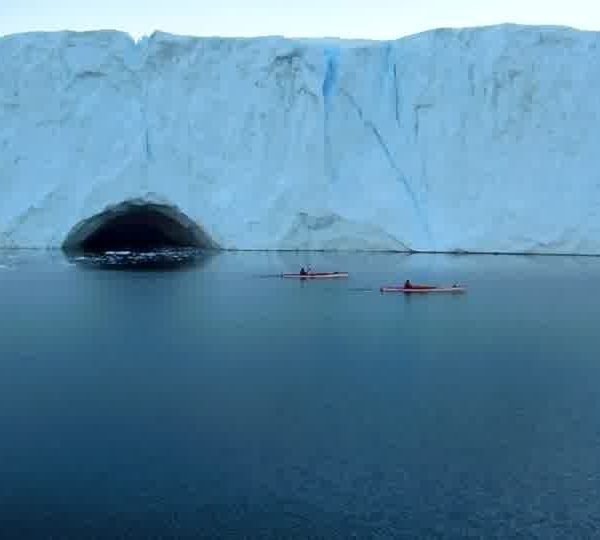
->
[1,25,600,253]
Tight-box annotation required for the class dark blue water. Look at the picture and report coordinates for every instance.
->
[1,250,600,539]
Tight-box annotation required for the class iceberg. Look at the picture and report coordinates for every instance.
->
[1,25,600,254]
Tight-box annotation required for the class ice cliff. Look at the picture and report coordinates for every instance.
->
[1,25,600,253]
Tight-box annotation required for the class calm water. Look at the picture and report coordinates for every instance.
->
[1,250,600,539]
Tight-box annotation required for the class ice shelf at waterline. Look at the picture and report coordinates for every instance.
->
[1,25,600,253]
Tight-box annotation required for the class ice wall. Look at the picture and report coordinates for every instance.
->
[1,25,600,253]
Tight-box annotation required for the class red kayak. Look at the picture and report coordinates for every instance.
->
[380,285,465,293]
[283,272,349,279]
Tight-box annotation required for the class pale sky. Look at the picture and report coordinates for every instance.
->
[2,0,600,40]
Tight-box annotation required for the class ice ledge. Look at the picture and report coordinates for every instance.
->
[2,25,600,253]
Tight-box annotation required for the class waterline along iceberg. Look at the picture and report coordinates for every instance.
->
[1,25,600,254]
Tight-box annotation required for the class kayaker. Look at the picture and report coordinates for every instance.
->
[404,279,412,289]
[300,267,307,275]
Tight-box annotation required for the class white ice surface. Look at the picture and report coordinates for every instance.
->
[1,25,600,253]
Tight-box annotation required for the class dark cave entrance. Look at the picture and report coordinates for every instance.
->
[62,201,217,254]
